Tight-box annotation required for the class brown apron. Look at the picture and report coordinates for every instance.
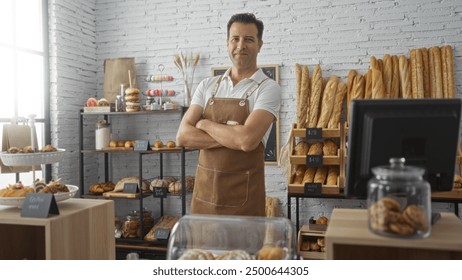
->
[190,76,269,216]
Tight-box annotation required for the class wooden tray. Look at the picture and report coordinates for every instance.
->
[102,191,139,198]
[101,147,133,151]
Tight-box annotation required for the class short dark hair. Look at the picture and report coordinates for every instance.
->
[227,13,264,40]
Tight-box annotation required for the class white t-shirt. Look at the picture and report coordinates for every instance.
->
[191,68,281,147]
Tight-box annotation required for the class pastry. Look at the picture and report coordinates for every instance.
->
[317,75,338,128]
[317,237,325,247]
[403,204,428,231]
[97,98,110,106]
[89,181,115,194]
[168,181,182,195]
[117,141,125,147]
[300,240,311,251]
[109,140,117,148]
[154,140,164,148]
[166,141,176,148]
[316,216,329,225]
[256,246,285,260]
[7,147,21,153]
[307,64,323,128]
[178,249,215,260]
[21,145,35,153]
[309,242,320,252]
[38,179,69,193]
[41,144,58,152]
[216,250,253,260]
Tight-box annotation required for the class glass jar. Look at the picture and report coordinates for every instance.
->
[122,211,141,238]
[141,209,154,233]
[95,120,110,150]
[367,158,431,238]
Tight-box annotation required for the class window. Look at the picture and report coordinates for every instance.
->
[0,0,49,187]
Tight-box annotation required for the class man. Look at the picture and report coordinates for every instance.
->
[176,13,281,216]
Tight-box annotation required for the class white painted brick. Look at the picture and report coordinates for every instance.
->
[48,0,462,220]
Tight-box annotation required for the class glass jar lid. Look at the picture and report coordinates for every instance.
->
[96,119,110,128]
[371,158,425,179]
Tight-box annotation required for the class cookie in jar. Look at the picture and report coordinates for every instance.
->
[122,211,142,238]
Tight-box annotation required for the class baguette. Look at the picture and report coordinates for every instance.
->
[383,54,392,98]
[297,65,310,128]
[307,65,323,128]
[370,56,378,70]
[399,55,412,99]
[441,46,449,98]
[314,167,328,184]
[294,140,310,155]
[391,55,400,99]
[428,47,436,98]
[352,74,365,100]
[326,166,339,186]
[443,45,455,98]
[420,48,430,98]
[323,139,338,156]
[377,58,383,74]
[293,165,306,184]
[364,69,372,99]
[302,167,317,184]
[431,46,444,98]
[327,82,347,129]
[415,48,424,98]
[371,67,385,99]
[410,49,418,98]
[295,63,303,124]
[317,75,339,128]
[346,70,357,124]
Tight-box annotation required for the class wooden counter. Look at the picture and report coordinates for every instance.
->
[0,198,115,260]
[325,208,462,259]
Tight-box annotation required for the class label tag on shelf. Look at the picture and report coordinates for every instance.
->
[154,228,170,240]
[306,155,323,167]
[304,183,322,197]
[306,128,322,140]
[21,193,59,218]
[123,183,139,193]
[152,187,167,198]
[134,140,151,151]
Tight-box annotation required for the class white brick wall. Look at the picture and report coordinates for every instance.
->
[50,0,462,220]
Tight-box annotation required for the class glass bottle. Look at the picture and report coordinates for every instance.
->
[367,158,431,238]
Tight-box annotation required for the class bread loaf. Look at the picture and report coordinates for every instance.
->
[371,67,385,99]
[294,140,309,155]
[297,65,310,128]
[442,45,455,98]
[415,48,424,98]
[391,55,400,98]
[383,54,392,98]
[323,139,338,156]
[326,166,339,186]
[295,63,302,108]
[352,74,365,100]
[420,48,430,98]
[327,82,346,129]
[302,167,317,184]
[441,46,449,98]
[430,46,443,98]
[144,216,180,241]
[307,65,323,128]
[428,47,436,98]
[398,55,412,98]
[314,167,328,184]
[317,75,339,128]
[346,70,357,124]
[293,165,306,184]
[307,141,323,155]
[364,69,372,99]
[370,56,378,70]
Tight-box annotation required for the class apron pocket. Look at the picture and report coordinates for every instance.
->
[195,164,249,208]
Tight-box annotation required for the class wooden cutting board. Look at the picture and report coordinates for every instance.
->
[102,191,139,198]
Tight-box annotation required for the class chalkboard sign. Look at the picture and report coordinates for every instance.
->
[212,64,280,164]
[21,193,59,218]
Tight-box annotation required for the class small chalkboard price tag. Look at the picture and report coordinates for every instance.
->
[152,187,167,198]
[154,228,170,240]
[306,128,322,140]
[134,140,151,151]
[21,193,59,218]
[304,183,322,197]
[123,183,139,194]
[306,155,323,167]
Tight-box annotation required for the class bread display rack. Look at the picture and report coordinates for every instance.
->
[78,109,195,259]
[287,123,346,231]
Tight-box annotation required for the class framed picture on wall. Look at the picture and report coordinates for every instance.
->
[211,64,280,164]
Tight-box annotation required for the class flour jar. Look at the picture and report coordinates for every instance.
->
[95,120,110,150]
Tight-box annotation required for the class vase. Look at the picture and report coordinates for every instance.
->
[184,83,192,107]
